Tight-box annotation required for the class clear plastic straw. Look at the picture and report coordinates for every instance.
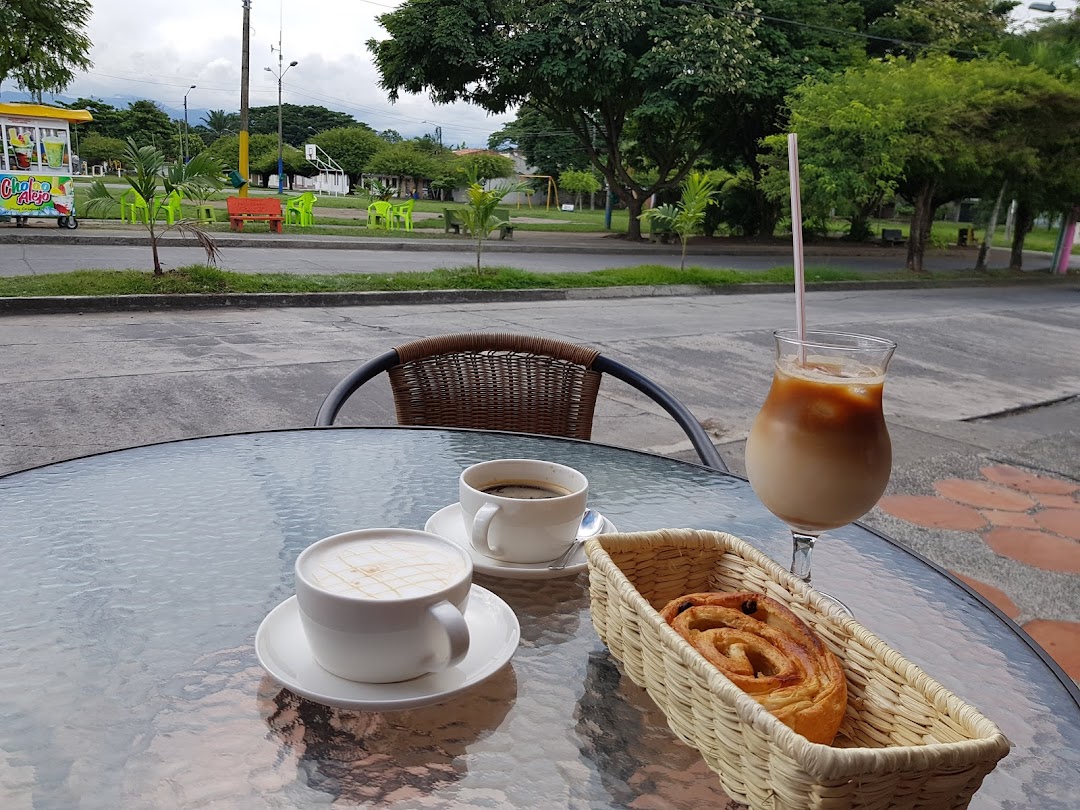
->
[787,133,807,360]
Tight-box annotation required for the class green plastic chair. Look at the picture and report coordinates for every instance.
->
[119,190,139,223]
[286,192,317,227]
[391,198,415,231]
[132,191,183,226]
[367,200,394,229]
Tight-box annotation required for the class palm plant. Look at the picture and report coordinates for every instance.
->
[639,171,720,271]
[365,178,398,201]
[456,171,529,274]
[85,138,224,275]
[201,110,237,140]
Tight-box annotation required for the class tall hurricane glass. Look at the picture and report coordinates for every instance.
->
[745,330,896,595]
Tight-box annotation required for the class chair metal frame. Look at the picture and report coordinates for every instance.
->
[315,333,726,471]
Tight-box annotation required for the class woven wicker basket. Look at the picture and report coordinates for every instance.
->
[586,528,1011,810]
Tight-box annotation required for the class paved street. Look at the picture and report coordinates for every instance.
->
[1,226,1074,276]
[2,284,1078,678]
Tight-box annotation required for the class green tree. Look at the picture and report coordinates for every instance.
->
[368,0,762,240]
[247,104,360,145]
[206,133,278,172]
[312,126,387,189]
[200,110,239,141]
[768,55,1080,272]
[59,98,124,140]
[455,152,515,183]
[487,102,590,179]
[759,81,909,241]
[250,144,316,190]
[639,171,720,271]
[0,0,92,100]
[866,0,1016,57]
[78,134,128,167]
[558,169,601,210]
[85,140,224,274]
[366,142,440,185]
[121,100,177,157]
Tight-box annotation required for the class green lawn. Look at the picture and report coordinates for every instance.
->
[0,263,1063,298]
[71,182,1076,254]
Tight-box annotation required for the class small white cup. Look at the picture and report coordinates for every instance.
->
[459,459,588,564]
[294,528,472,683]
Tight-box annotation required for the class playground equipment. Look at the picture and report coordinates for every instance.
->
[0,102,92,229]
[304,143,347,195]
[515,174,558,210]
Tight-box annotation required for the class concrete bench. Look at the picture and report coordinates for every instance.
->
[227,197,283,233]
[443,207,514,239]
[881,228,906,246]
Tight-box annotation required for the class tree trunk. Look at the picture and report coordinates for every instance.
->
[150,233,163,275]
[680,237,688,272]
[906,183,937,273]
[975,183,1006,272]
[625,193,645,241]
[1009,200,1034,270]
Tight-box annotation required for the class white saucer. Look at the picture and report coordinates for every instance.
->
[424,502,617,580]
[255,586,519,711]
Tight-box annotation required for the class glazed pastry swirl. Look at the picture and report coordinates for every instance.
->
[659,592,847,745]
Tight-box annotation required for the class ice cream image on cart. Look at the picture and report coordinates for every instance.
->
[0,102,93,229]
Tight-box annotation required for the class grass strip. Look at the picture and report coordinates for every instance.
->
[0,263,1057,298]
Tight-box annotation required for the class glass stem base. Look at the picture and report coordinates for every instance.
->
[790,531,819,583]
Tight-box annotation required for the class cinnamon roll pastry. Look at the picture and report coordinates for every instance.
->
[659,592,847,745]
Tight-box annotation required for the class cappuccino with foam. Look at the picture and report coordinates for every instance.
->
[303,537,468,600]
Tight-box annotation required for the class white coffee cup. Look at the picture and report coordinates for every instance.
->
[459,459,589,564]
[294,528,472,683]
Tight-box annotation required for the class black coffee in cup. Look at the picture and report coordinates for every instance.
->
[481,480,571,500]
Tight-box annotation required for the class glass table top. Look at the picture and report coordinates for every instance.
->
[0,427,1077,809]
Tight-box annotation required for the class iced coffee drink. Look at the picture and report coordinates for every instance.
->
[745,329,896,589]
[745,355,891,534]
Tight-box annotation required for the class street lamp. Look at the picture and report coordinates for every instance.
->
[183,85,197,164]
[422,120,443,148]
[265,58,298,194]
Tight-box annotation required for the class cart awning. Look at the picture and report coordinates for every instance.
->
[0,103,93,123]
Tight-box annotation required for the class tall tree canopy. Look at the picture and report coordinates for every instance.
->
[369,0,762,239]
[487,103,590,179]
[0,0,92,100]
[247,104,360,146]
[766,55,1080,271]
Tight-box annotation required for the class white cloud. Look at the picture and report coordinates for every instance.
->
[50,0,512,146]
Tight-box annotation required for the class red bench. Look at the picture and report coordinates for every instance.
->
[227,197,284,233]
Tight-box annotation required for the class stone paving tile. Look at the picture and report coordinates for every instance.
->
[883,463,1080,679]
[1032,493,1080,509]
[1022,620,1080,681]
[877,495,987,531]
[977,509,1039,529]
[1034,508,1080,541]
[980,465,1080,495]
[983,527,1080,574]
[951,572,1021,620]
[933,479,1037,511]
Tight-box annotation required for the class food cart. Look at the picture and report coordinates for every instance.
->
[0,102,93,229]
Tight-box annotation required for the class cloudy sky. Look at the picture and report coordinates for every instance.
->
[13,0,1078,147]
[44,0,513,147]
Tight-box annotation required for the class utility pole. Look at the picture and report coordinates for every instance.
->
[182,85,196,165]
[267,24,297,195]
[239,0,252,197]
